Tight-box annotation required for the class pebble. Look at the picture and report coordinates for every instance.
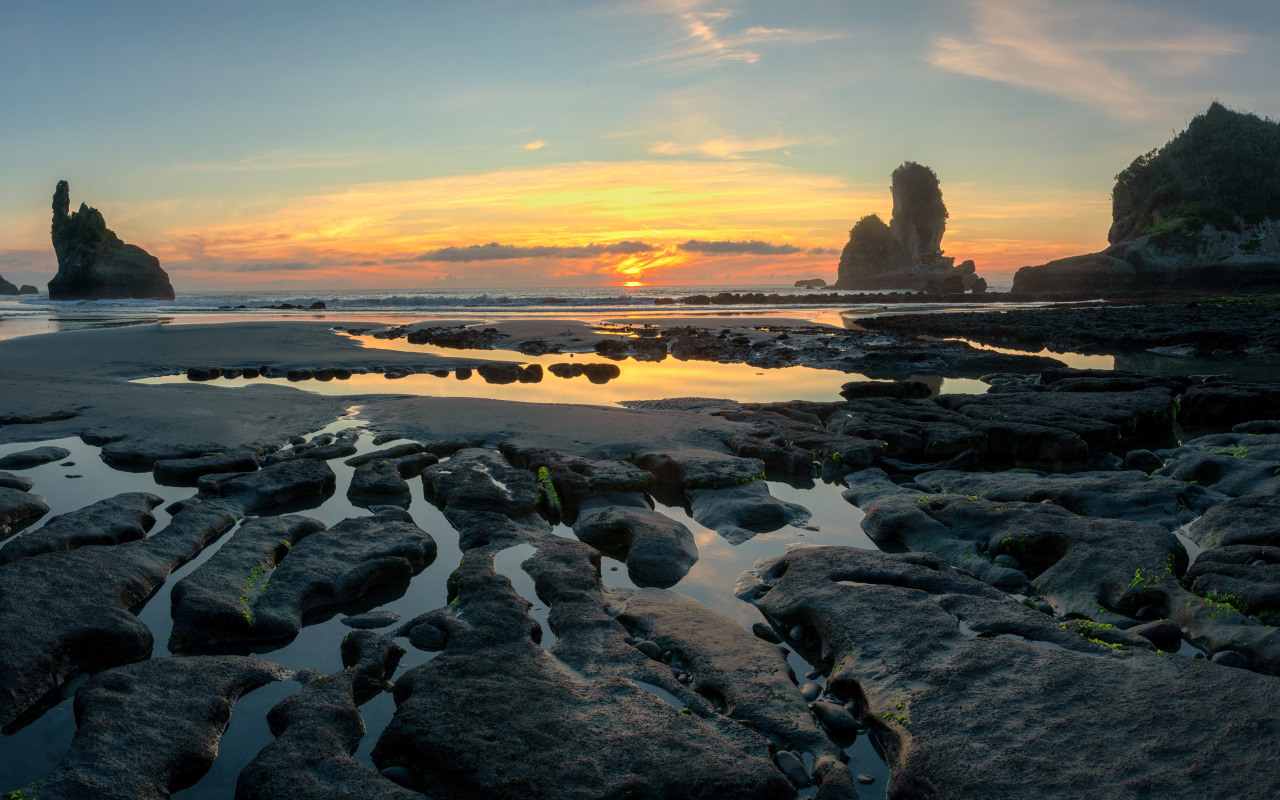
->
[751,622,783,644]
[857,774,876,785]
[380,679,395,692]
[1211,650,1250,669]
[805,668,822,680]
[789,624,807,641]
[678,673,692,684]
[636,640,663,659]
[341,610,403,629]
[994,553,1022,569]
[774,750,809,788]
[800,682,822,702]
[380,765,414,787]
[1252,559,1268,567]
[811,700,859,738]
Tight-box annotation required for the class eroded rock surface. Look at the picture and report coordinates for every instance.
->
[0,492,162,565]
[573,499,698,587]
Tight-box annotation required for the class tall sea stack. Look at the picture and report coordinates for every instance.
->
[48,181,175,301]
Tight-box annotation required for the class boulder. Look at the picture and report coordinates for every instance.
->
[152,450,260,486]
[636,449,765,490]
[18,284,38,295]
[0,492,161,565]
[0,487,50,536]
[0,472,34,491]
[688,482,812,545]
[422,448,540,516]
[573,500,698,587]
[48,180,175,301]
[195,458,336,511]
[0,275,18,295]
[0,445,72,470]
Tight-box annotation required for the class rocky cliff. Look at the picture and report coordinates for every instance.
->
[0,276,18,296]
[48,181,175,301]
[1014,103,1280,295]
[833,162,982,292]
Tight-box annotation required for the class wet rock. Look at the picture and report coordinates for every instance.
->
[839,380,932,400]
[913,468,1224,530]
[0,487,50,536]
[1181,383,1280,429]
[423,448,540,516]
[775,750,809,787]
[0,472,34,491]
[738,545,1280,798]
[752,622,783,644]
[636,449,765,489]
[0,492,161,565]
[477,363,520,384]
[196,458,336,511]
[0,445,71,469]
[1211,650,1251,669]
[18,656,287,800]
[801,682,822,702]
[501,445,651,522]
[582,362,621,383]
[635,639,663,659]
[346,460,411,507]
[345,442,425,467]
[370,542,793,799]
[101,439,228,468]
[1189,496,1280,549]
[172,510,435,647]
[811,700,859,739]
[0,501,240,727]
[236,632,417,800]
[342,610,402,629]
[443,507,551,552]
[688,482,812,545]
[1156,433,1280,497]
[1124,449,1164,473]
[152,450,260,486]
[573,500,698,588]
[1127,620,1183,651]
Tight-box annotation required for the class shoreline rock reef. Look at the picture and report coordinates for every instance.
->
[3,313,1280,798]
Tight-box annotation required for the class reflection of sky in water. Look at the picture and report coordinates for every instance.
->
[0,411,889,796]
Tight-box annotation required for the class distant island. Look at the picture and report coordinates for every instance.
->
[832,162,985,293]
[1014,102,1280,295]
[48,180,175,301]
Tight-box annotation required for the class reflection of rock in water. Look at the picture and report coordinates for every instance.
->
[454,367,472,380]
[548,362,621,384]
[1116,352,1280,383]
[906,374,944,395]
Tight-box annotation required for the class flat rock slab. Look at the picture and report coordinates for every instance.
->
[913,468,1224,530]
[0,446,72,470]
[573,500,698,588]
[370,549,793,800]
[422,448,539,515]
[637,449,766,489]
[196,458,336,512]
[0,472,35,491]
[688,482,811,545]
[172,510,435,647]
[16,655,288,800]
[739,546,1280,799]
[0,492,162,565]
[0,487,50,537]
[153,450,260,486]
[236,631,416,800]
[1156,432,1280,497]
[0,501,239,727]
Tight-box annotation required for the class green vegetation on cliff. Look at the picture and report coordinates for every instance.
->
[1112,102,1280,239]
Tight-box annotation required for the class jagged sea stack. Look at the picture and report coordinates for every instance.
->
[48,180,175,301]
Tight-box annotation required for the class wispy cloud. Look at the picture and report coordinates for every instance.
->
[178,148,385,172]
[626,2,843,70]
[650,135,801,159]
[929,0,1250,119]
[678,239,800,255]
[523,139,546,150]
[417,241,655,262]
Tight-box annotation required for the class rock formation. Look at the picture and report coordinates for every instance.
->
[48,180,175,301]
[1013,103,1280,295]
[833,162,983,292]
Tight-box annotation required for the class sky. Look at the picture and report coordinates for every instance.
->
[1,0,1276,290]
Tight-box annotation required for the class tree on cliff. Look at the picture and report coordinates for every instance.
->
[1110,102,1280,243]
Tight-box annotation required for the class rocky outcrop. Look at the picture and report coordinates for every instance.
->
[794,278,827,289]
[0,275,18,295]
[1014,104,1280,295]
[19,284,38,295]
[834,162,983,291]
[48,180,175,301]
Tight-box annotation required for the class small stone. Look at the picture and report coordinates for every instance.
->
[805,668,822,680]
[635,640,663,659]
[857,773,876,785]
[380,765,414,787]
[789,624,807,641]
[1211,650,1251,669]
[678,673,692,684]
[381,680,395,692]
[341,610,403,629]
[800,682,821,702]
[811,700,859,738]
[774,750,809,788]
[994,553,1022,569]
[1126,620,1182,652]
[751,622,782,644]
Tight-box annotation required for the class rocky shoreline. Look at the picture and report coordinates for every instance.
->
[2,315,1280,798]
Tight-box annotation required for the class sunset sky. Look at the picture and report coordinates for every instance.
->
[1,0,1276,289]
